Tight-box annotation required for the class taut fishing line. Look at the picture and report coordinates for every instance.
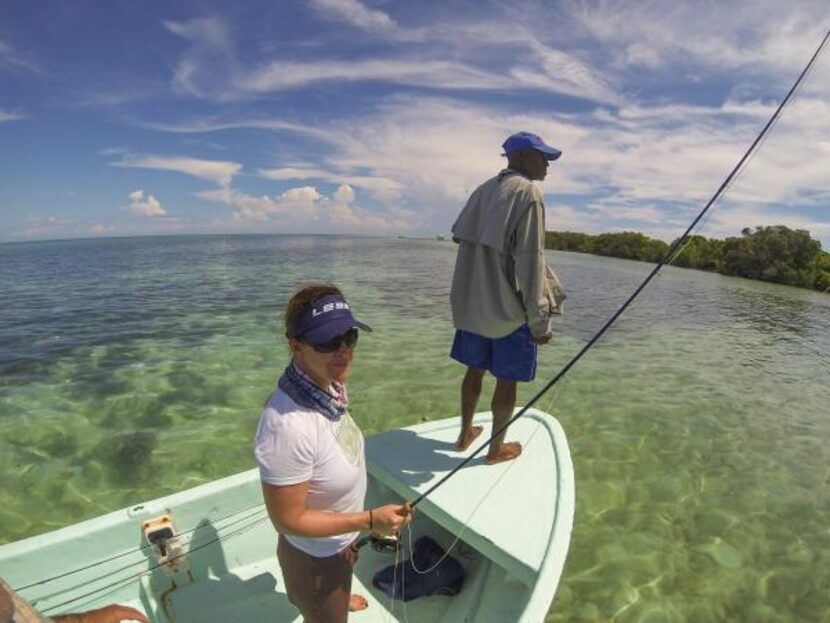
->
[410,28,830,511]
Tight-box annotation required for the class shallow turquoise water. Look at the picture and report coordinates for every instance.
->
[1,235,828,621]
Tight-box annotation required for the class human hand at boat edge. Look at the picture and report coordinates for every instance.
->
[53,604,150,623]
[371,503,412,536]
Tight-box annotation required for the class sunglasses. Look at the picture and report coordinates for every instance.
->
[303,328,359,354]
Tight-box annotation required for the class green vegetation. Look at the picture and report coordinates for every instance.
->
[545,225,830,292]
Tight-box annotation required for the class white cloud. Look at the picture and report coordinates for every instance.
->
[98,146,129,157]
[332,184,355,205]
[145,6,829,244]
[239,58,518,93]
[162,11,621,104]
[0,108,28,122]
[127,190,166,216]
[0,37,40,73]
[139,117,319,137]
[140,69,830,242]
[158,1,828,109]
[701,203,830,243]
[163,17,238,98]
[199,186,321,222]
[309,0,396,31]
[518,40,621,105]
[198,183,412,233]
[163,16,229,46]
[545,203,601,233]
[259,166,403,200]
[259,166,338,181]
[114,155,242,187]
[621,43,661,69]
[567,0,829,77]
[12,216,79,241]
[91,224,114,234]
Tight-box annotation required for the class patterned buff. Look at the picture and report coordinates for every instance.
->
[278,362,349,422]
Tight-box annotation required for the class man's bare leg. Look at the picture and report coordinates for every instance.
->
[486,378,522,464]
[456,367,485,450]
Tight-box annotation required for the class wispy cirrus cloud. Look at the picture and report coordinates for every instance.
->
[309,0,397,32]
[161,12,622,105]
[0,108,28,122]
[0,37,41,73]
[568,0,829,76]
[239,58,518,93]
[137,117,321,137]
[162,17,239,99]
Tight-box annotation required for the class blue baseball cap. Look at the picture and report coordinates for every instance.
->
[289,294,372,344]
[502,131,562,161]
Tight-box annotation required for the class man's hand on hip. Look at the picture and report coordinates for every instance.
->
[532,331,552,345]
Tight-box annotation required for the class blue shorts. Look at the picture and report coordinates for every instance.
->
[450,325,537,382]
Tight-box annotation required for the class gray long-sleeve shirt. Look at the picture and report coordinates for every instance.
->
[450,169,564,339]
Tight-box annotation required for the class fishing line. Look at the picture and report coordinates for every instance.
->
[792,338,830,365]
[668,29,826,267]
[664,208,716,267]
[377,420,547,618]
[666,105,777,267]
[39,509,268,614]
[382,539,402,623]
[410,28,830,510]
[373,414,550,618]
[14,503,269,592]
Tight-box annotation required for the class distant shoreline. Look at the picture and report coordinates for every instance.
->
[0,232,392,246]
[545,227,830,293]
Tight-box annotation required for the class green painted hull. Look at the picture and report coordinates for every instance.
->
[0,410,574,622]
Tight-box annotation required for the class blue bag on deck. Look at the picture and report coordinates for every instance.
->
[372,535,465,601]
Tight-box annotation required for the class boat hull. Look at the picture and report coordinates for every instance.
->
[0,410,574,622]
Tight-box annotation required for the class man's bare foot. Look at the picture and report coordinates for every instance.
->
[349,594,369,611]
[455,425,483,450]
[485,441,522,465]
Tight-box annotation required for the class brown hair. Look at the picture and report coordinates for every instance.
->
[284,283,343,338]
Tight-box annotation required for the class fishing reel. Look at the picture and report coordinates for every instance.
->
[353,533,400,554]
[370,534,400,554]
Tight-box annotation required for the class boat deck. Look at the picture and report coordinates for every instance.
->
[145,529,524,623]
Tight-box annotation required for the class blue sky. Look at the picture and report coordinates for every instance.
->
[2,0,829,246]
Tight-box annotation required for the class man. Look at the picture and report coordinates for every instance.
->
[449,131,565,464]
[1,577,148,623]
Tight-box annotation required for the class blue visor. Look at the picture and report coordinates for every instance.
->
[289,294,372,344]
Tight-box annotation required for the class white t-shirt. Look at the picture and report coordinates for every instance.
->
[254,389,367,557]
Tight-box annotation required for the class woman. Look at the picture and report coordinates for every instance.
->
[254,284,411,623]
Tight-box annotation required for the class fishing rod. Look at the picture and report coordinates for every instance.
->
[409,28,830,510]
